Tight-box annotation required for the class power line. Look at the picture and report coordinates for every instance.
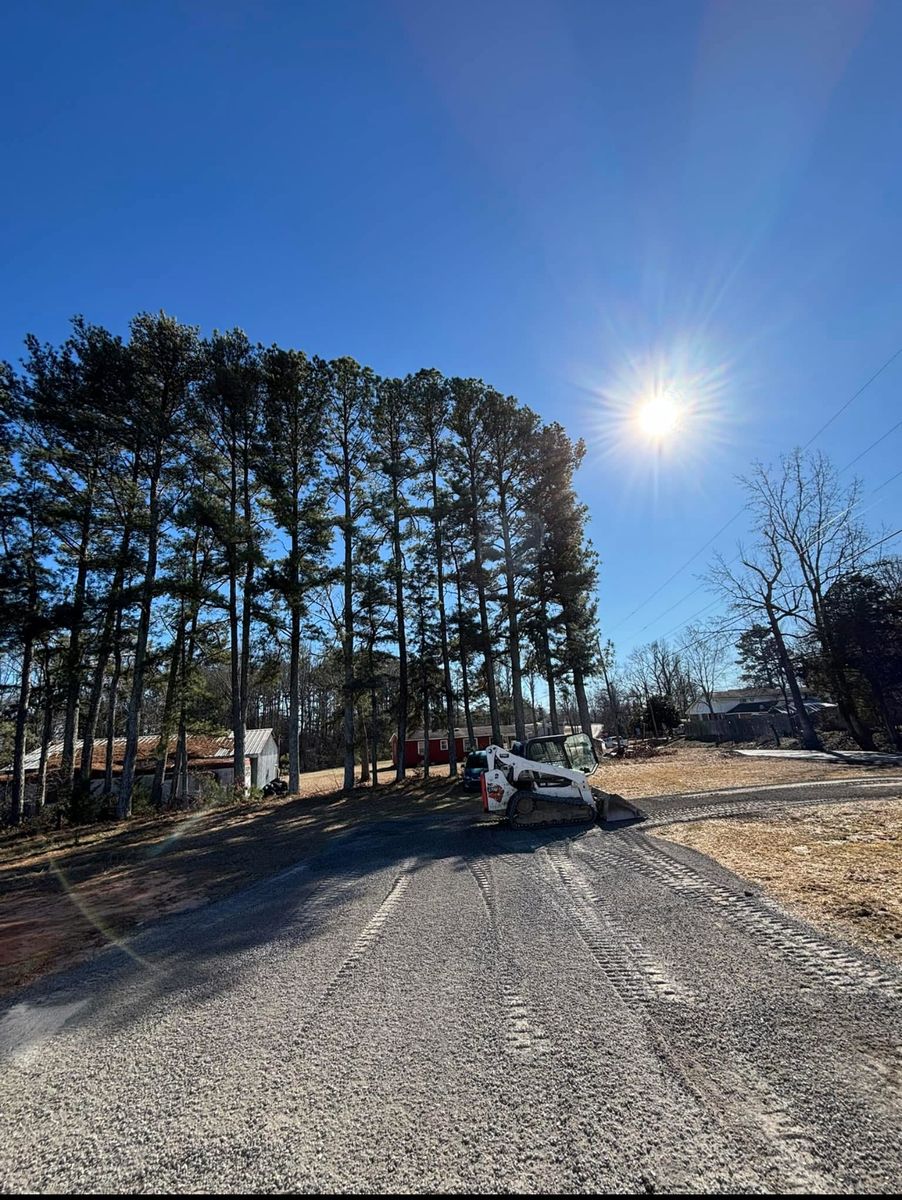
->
[657,523,902,654]
[608,341,902,639]
[801,343,902,450]
[842,418,902,472]
[607,509,744,633]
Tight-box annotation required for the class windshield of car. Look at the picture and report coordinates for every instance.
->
[466,752,487,770]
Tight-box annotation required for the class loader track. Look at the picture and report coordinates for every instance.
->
[541,844,688,1005]
[584,836,902,996]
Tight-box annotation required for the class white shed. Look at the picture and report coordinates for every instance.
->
[244,728,280,787]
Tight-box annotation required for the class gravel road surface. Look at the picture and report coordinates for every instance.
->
[1,778,900,1193]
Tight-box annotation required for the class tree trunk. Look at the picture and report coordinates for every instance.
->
[104,638,122,796]
[767,609,822,750]
[540,597,559,734]
[76,553,130,811]
[119,466,162,817]
[35,651,54,812]
[371,677,379,788]
[430,466,457,776]
[454,573,476,749]
[10,636,35,825]
[358,701,370,783]
[288,598,300,794]
[342,479,356,792]
[422,669,430,780]
[150,623,184,810]
[599,655,622,740]
[392,482,409,783]
[573,663,592,738]
[60,488,94,794]
[498,489,526,742]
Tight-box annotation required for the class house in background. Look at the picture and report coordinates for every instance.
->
[687,688,824,719]
[686,688,835,742]
[391,723,546,768]
[1,727,280,809]
[390,721,601,767]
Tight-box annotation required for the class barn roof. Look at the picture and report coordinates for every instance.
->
[9,729,275,776]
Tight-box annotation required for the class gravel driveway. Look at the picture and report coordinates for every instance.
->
[1,779,900,1193]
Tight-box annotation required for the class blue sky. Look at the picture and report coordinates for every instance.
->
[2,0,901,665]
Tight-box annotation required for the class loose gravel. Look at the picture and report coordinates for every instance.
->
[0,780,900,1193]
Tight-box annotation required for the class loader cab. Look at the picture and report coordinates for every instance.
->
[522,732,598,776]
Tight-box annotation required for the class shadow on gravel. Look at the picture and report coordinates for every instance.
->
[0,804,602,1048]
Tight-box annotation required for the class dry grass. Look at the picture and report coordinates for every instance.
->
[659,798,902,964]
[600,742,853,800]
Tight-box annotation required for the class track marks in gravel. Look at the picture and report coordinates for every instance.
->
[464,855,550,1060]
[540,845,689,1006]
[676,1056,833,1194]
[642,786,901,831]
[298,858,416,1029]
[588,836,901,996]
[466,855,498,929]
[499,983,550,1061]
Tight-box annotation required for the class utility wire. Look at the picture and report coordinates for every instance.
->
[608,341,902,638]
[841,418,902,472]
[658,523,902,655]
[801,343,902,450]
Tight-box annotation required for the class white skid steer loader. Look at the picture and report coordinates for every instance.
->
[480,732,638,829]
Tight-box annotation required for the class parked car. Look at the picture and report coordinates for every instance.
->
[462,749,488,791]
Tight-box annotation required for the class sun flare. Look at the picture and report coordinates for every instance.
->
[636,392,681,440]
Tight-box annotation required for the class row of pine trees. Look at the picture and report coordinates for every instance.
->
[0,312,601,824]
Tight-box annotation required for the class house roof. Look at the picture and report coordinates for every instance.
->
[395,723,545,743]
[709,687,816,701]
[8,729,275,776]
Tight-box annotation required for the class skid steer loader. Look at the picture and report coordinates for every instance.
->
[480,732,638,829]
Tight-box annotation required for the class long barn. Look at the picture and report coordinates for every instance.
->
[390,724,545,768]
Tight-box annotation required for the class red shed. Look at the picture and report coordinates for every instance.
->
[389,724,541,768]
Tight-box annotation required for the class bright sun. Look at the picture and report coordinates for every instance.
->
[636,393,681,440]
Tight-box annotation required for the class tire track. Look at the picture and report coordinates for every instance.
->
[532,842,833,1188]
[673,1055,835,1195]
[586,835,901,995]
[465,855,550,1061]
[296,859,416,1035]
[643,788,899,831]
[539,844,689,1005]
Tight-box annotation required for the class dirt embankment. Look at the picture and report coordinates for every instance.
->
[660,799,902,965]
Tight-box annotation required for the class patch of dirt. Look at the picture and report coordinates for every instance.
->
[0,768,472,994]
[601,742,853,800]
[659,799,902,964]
